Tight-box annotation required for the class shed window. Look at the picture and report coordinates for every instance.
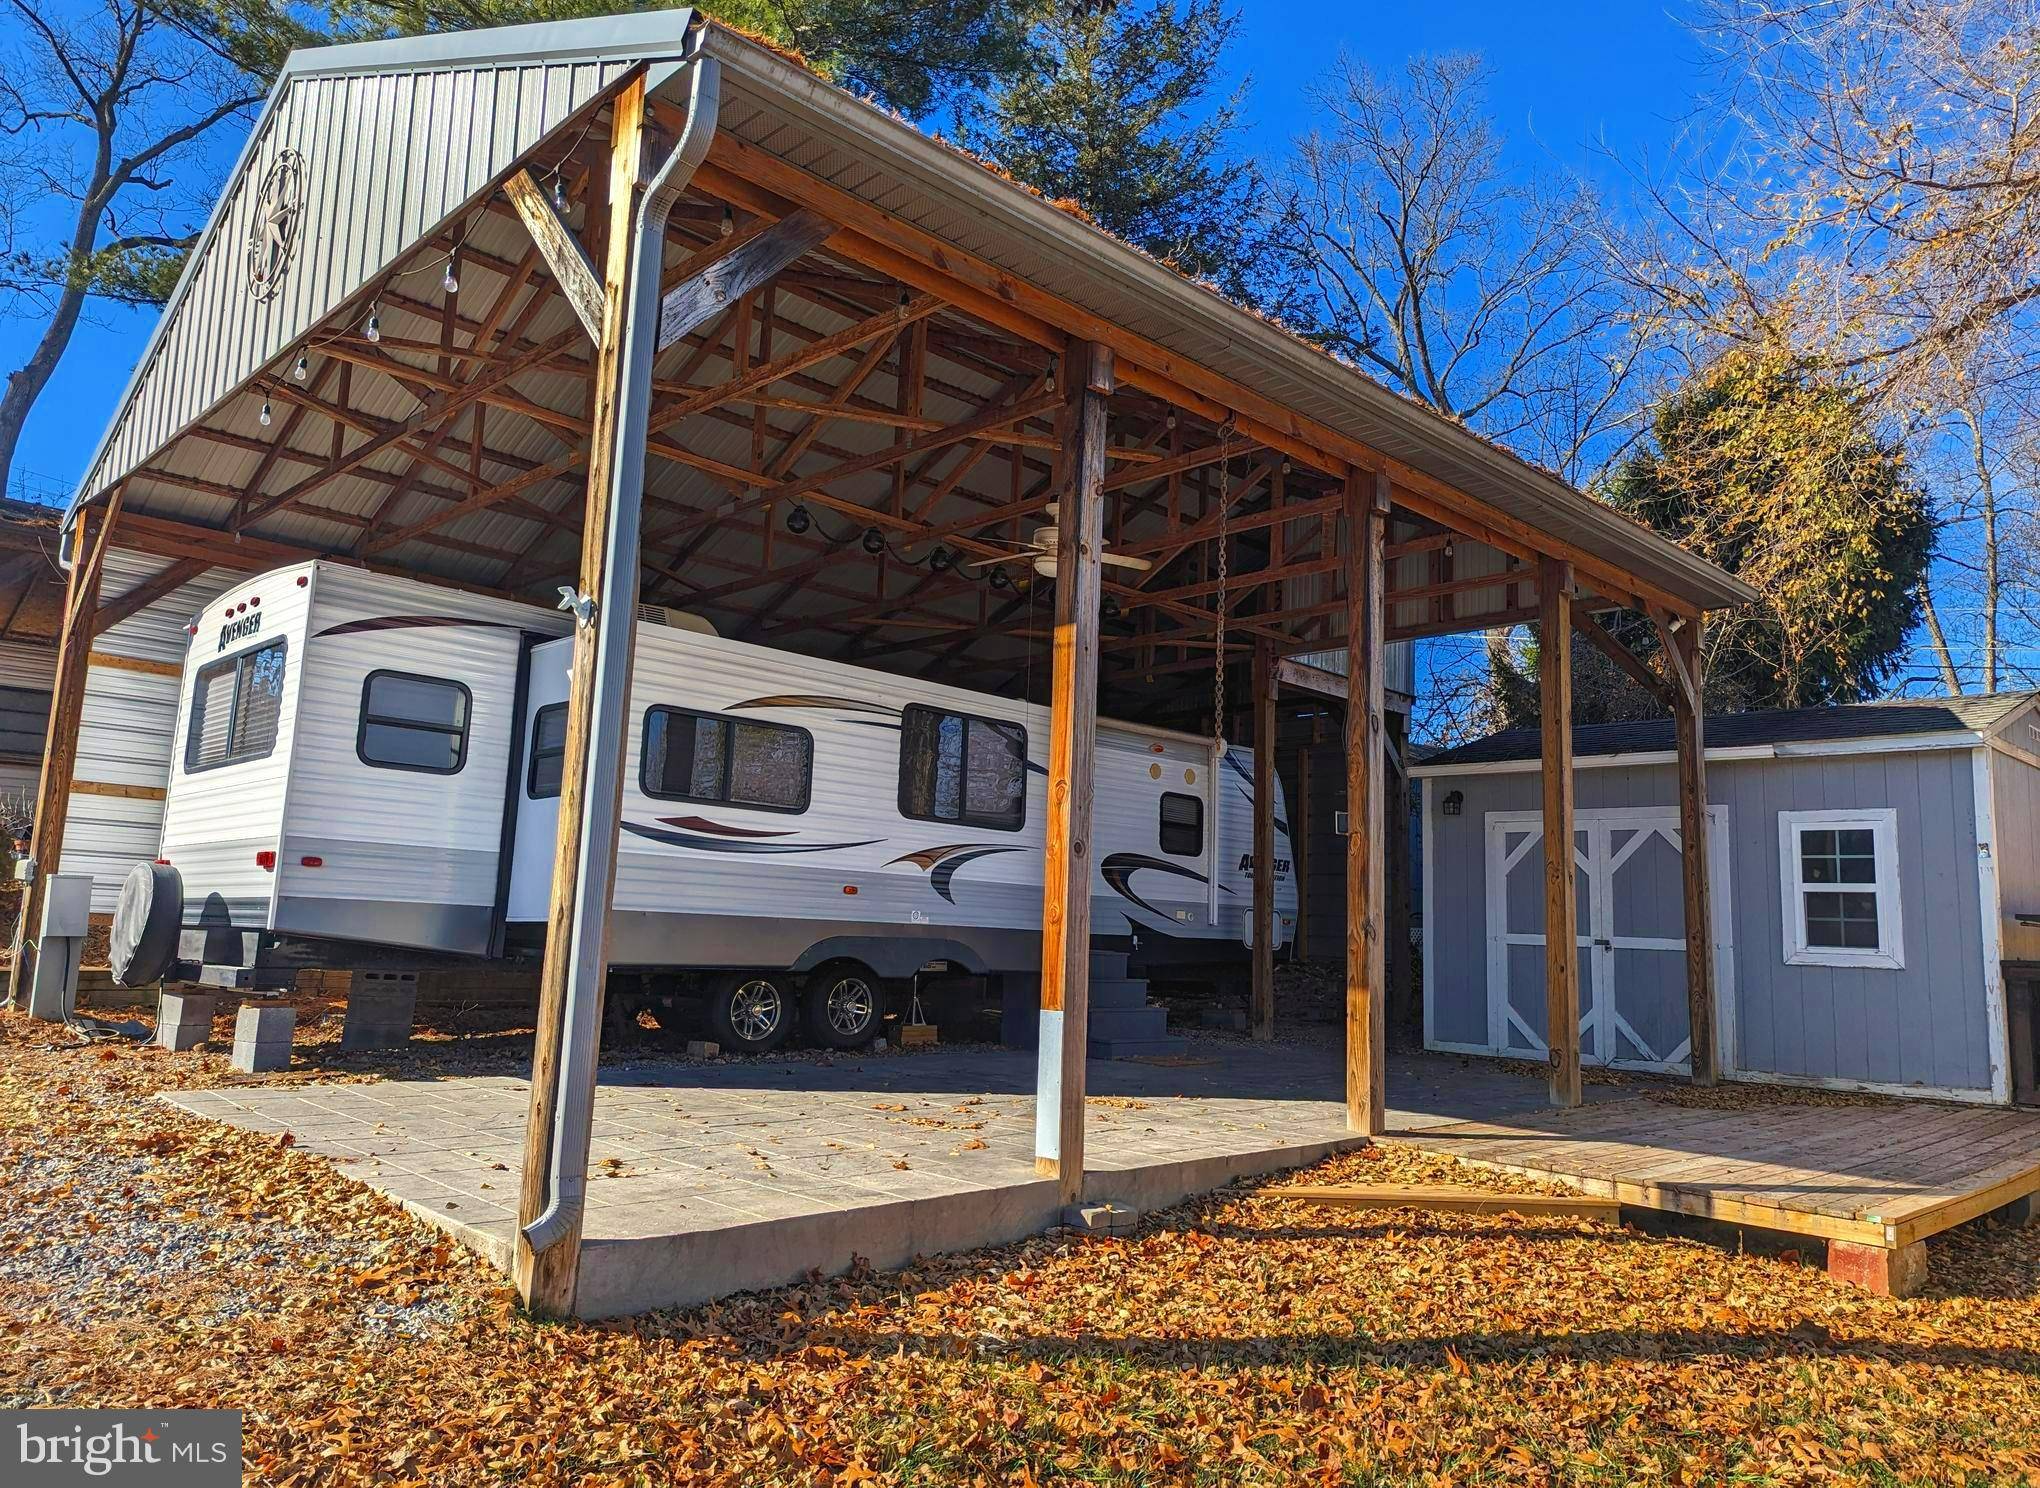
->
[357,671,471,774]
[185,640,287,773]
[527,703,567,799]
[1778,809,1904,970]
[642,707,811,813]
[1159,792,1204,856]
[898,704,1027,831]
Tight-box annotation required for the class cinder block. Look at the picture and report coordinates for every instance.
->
[342,971,417,1050]
[1062,1200,1140,1235]
[155,991,217,1053]
[230,1003,296,1073]
[1827,1238,1928,1298]
[686,1040,719,1058]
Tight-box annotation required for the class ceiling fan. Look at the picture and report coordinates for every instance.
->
[965,504,1153,581]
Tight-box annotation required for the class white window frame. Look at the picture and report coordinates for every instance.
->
[1777,808,1904,970]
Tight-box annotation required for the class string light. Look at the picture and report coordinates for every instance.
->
[551,172,569,213]
[292,354,308,382]
[860,526,886,555]
[364,303,381,343]
[259,399,273,427]
[720,204,734,237]
[785,505,812,535]
[441,255,459,296]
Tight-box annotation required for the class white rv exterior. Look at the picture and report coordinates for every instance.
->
[152,562,1294,978]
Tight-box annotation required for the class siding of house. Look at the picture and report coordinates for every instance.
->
[1423,745,1996,1098]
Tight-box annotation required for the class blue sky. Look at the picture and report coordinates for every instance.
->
[2,0,1712,498]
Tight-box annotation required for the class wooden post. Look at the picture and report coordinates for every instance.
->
[1540,558,1582,1108]
[1344,468,1389,1135]
[1385,711,1414,1039]
[1034,338,1112,1205]
[1661,613,1718,1085]
[6,501,113,1008]
[515,81,646,1317]
[1294,741,1312,958]
[1250,639,1277,1039]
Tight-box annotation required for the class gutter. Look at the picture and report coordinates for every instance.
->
[522,34,720,1258]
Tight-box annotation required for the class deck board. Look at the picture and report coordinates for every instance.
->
[1402,1095,2040,1249]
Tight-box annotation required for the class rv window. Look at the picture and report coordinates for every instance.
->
[184,640,287,773]
[357,671,471,775]
[898,705,1027,831]
[1159,791,1204,856]
[641,707,811,813]
[528,703,568,798]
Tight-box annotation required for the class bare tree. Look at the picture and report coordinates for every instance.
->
[0,0,308,495]
[1274,53,1664,483]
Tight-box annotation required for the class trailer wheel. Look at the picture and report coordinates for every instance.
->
[110,861,183,988]
[707,972,791,1054]
[803,964,884,1048]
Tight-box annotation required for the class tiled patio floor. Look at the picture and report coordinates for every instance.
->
[166,1040,1604,1315]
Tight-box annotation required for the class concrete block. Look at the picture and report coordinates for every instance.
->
[1063,1201,1140,1235]
[1827,1238,1928,1298]
[230,1003,296,1074]
[1997,1191,2040,1228]
[686,1040,719,1058]
[156,991,217,1053]
[342,971,417,1050]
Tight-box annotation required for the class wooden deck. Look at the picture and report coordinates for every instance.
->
[1399,1094,2040,1291]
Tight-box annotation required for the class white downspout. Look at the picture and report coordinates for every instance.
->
[522,42,721,1256]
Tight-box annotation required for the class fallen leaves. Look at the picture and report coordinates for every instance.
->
[7,1007,2040,1488]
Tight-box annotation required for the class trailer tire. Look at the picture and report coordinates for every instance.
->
[110,861,183,988]
[706,972,792,1054]
[802,963,884,1048]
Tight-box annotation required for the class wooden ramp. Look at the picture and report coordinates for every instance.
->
[1399,1095,2040,1295]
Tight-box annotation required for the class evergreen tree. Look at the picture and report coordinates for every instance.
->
[332,0,1035,117]
[1487,355,1933,726]
[957,0,1269,304]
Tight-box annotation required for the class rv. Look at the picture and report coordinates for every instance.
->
[111,562,1295,1050]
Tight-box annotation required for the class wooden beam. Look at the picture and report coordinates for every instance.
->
[1276,656,1346,699]
[1251,639,1277,1040]
[516,80,646,1320]
[1035,339,1113,1206]
[8,495,117,1008]
[1660,613,1718,1087]
[1345,468,1389,1135]
[90,558,209,638]
[1540,557,1582,1109]
[504,169,604,342]
[657,209,832,351]
[1571,610,1677,710]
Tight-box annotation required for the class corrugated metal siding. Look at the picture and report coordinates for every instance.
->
[1291,642,1416,701]
[1423,749,1997,1097]
[80,53,639,501]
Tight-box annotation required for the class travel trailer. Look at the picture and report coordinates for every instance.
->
[112,562,1294,1050]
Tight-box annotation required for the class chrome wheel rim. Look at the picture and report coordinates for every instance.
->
[730,979,783,1042]
[826,975,875,1036]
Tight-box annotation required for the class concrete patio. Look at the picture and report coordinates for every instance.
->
[164,1040,1599,1316]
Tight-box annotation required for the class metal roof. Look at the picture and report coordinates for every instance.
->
[1417,691,2040,770]
[63,10,1753,645]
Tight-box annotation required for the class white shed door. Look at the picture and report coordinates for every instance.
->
[1484,807,1732,1073]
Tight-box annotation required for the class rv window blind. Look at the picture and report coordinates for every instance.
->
[1159,791,1204,856]
[528,703,568,798]
[184,640,287,773]
[356,671,471,775]
[898,704,1027,831]
[641,707,811,813]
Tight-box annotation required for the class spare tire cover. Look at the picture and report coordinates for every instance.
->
[110,861,183,988]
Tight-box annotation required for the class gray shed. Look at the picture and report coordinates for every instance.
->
[1413,692,2040,1105]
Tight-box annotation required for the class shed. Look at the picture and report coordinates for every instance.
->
[1414,692,2040,1105]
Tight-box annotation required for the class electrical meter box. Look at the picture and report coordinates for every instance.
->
[38,873,93,940]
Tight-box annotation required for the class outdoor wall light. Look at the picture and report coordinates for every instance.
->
[1442,790,1464,817]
